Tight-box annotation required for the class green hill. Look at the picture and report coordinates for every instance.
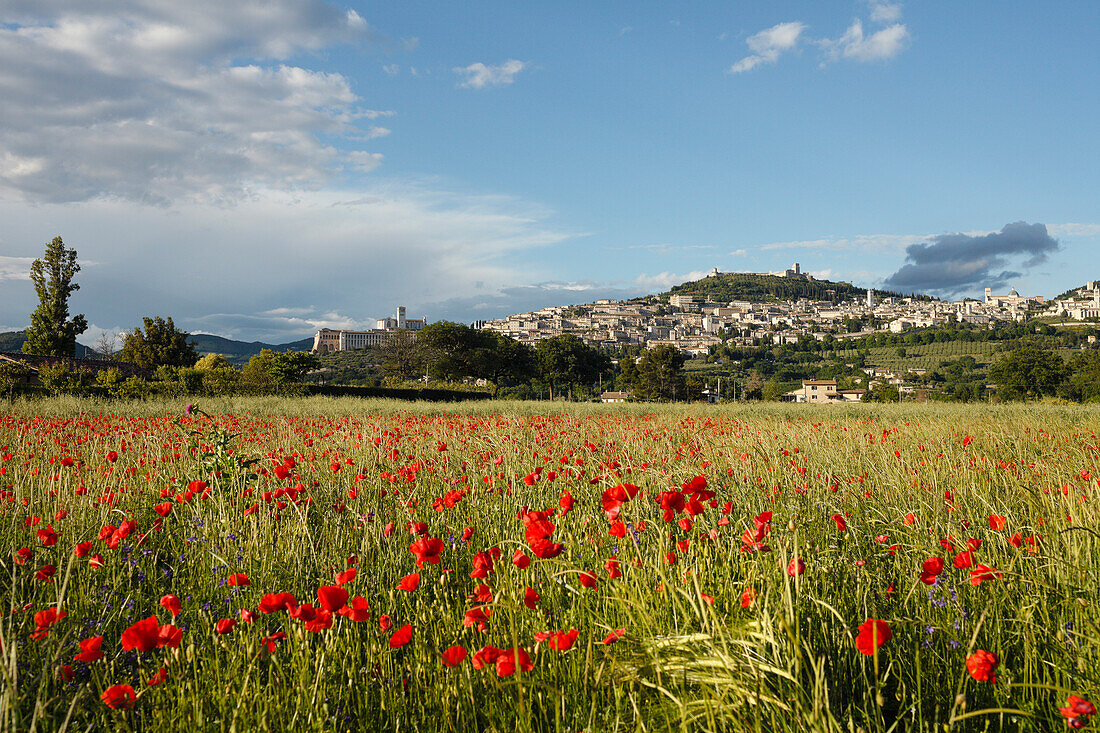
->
[187,334,314,365]
[0,330,97,356]
[656,272,930,304]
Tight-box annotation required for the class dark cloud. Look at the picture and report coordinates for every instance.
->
[882,222,1059,295]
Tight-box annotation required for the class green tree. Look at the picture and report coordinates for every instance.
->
[629,345,686,401]
[483,333,537,391]
[536,334,611,400]
[241,349,277,390]
[417,322,488,381]
[988,345,1069,400]
[269,352,321,383]
[377,330,425,381]
[194,353,232,371]
[23,236,88,357]
[118,317,199,371]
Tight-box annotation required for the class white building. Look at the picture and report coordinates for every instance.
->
[312,306,428,353]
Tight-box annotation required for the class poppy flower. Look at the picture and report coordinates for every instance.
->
[741,587,756,609]
[579,571,598,589]
[216,619,237,635]
[919,557,944,584]
[258,592,297,614]
[36,525,58,546]
[154,503,172,517]
[1060,696,1096,729]
[512,549,531,569]
[335,568,357,585]
[965,649,998,684]
[523,587,540,610]
[227,573,250,587]
[601,629,626,645]
[970,564,1002,585]
[472,645,502,669]
[147,667,168,686]
[73,542,92,557]
[441,646,467,667]
[855,619,892,655]
[261,631,287,653]
[160,594,182,617]
[463,606,492,632]
[396,573,420,592]
[389,623,413,648]
[988,515,1006,531]
[32,607,66,640]
[75,636,104,663]
[953,550,974,569]
[830,514,847,532]
[157,624,182,649]
[121,616,161,652]
[338,596,371,622]
[379,615,392,631]
[317,585,349,612]
[547,629,579,651]
[409,537,444,568]
[787,557,805,577]
[101,684,137,709]
[495,647,534,677]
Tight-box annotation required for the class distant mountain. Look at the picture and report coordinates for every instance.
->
[0,330,98,356]
[188,334,314,365]
[653,272,932,304]
[1,329,313,365]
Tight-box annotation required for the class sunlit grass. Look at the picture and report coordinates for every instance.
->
[1,397,1097,731]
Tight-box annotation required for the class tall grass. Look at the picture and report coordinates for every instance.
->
[0,398,1097,731]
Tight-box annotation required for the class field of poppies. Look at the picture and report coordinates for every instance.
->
[2,396,1099,732]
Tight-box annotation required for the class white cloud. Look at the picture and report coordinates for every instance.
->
[0,183,577,341]
[866,2,903,24]
[728,21,806,73]
[0,255,35,281]
[758,233,925,252]
[820,19,908,63]
[454,59,527,89]
[1050,222,1100,238]
[382,64,400,76]
[0,0,382,204]
[633,270,712,292]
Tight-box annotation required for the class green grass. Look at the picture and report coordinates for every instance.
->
[2,397,1098,731]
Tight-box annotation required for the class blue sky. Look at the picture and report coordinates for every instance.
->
[0,0,1097,342]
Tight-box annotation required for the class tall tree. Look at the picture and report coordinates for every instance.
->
[536,334,611,400]
[988,345,1069,400]
[118,316,198,371]
[629,344,686,401]
[23,236,88,357]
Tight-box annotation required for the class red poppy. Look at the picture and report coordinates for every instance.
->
[463,606,492,632]
[73,542,92,557]
[335,567,357,585]
[157,624,182,649]
[379,615,392,631]
[741,587,756,609]
[37,524,58,546]
[261,631,287,653]
[216,618,237,635]
[258,592,297,614]
[154,503,172,517]
[579,571,598,589]
[338,596,371,622]
[830,514,847,531]
[965,649,998,684]
[121,616,161,652]
[970,564,1002,585]
[389,623,413,648]
[396,572,420,592]
[512,549,531,569]
[787,557,805,576]
[472,645,502,669]
[32,607,66,640]
[227,573,250,587]
[409,537,444,568]
[547,629,579,651]
[75,636,104,663]
[1060,696,1096,728]
[600,629,625,645]
[523,587,540,610]
[146,667,168,686]
[988,515,1006,531]
[101,684,137,709]
[855,619,892,655]
[953,550,974,569]
[160,594,182,617]
[441,645,467,667]
[919,557,944,584]
[317,585,349,612]
[495,647,534,677]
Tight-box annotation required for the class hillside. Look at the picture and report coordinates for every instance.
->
[0,331,97,356]
[1,330,313,365]
[657,272,930,304]
[188,334,314,365]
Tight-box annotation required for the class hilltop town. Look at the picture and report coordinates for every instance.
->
[476,265,1099,354]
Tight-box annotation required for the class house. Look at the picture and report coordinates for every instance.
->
[0,352,151,385]
[599,391,632,403]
